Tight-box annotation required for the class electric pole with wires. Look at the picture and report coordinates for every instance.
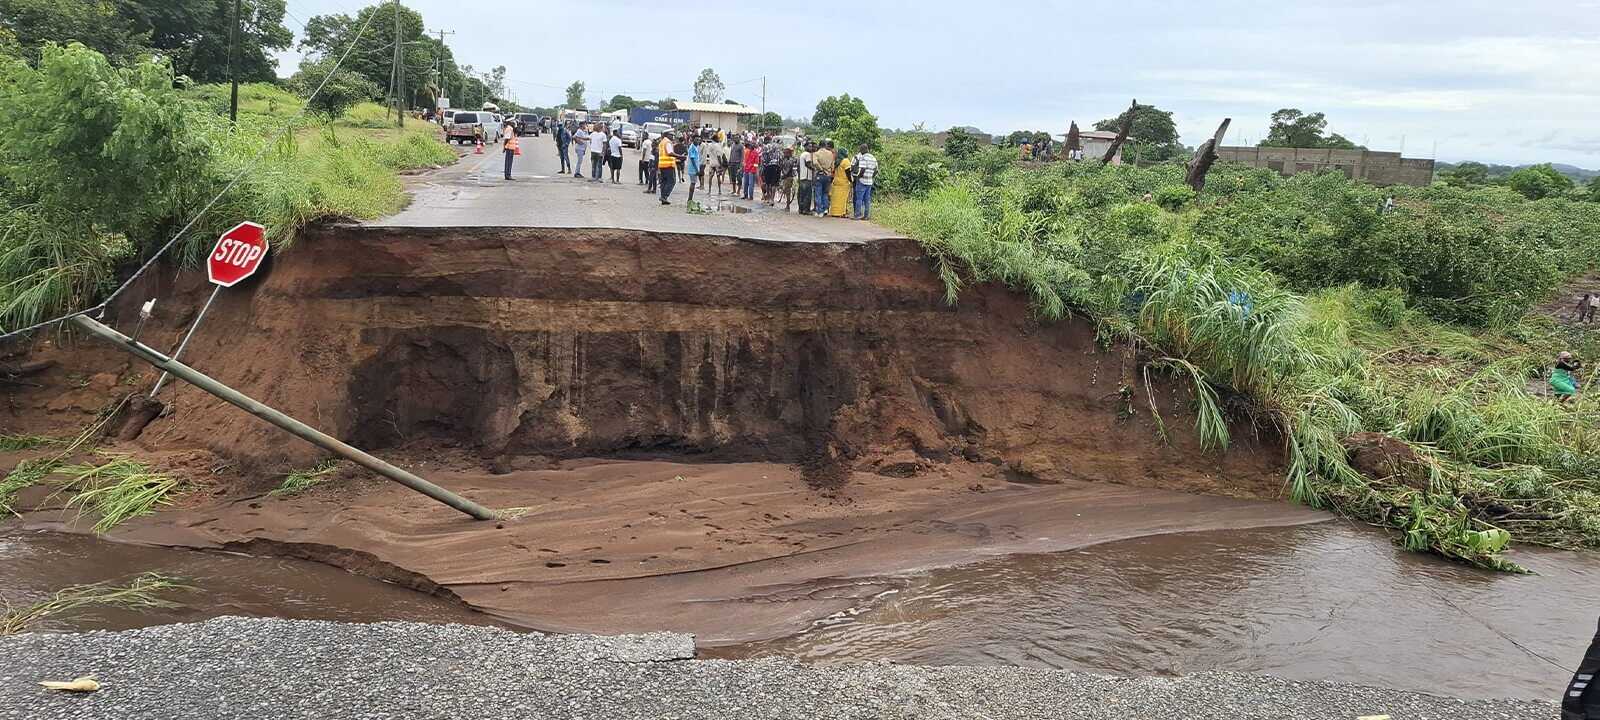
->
[389,0,405,128]
[227,0,241,123]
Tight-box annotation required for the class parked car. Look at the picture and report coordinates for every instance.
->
[641,122,672,140]
[615,122,641,148]
[512,113,541,136]
[445,111,501,144]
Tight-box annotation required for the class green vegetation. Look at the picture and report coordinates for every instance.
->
[812,94,882,152]
[271,460,340,497]
[54,455,180,532]
[0,433,60,451]
[0,0,290,81]
[1,572,186,635]
[0,457,56,516]
[876,145,1600,569]
[0,44,452,332]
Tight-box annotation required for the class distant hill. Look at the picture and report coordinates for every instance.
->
[1435,161,1597,182]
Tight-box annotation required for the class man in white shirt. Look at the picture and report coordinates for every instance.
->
[851,143,879,221]
[797,141,816,215]
[589,127,607,181]
[571,124,590,178]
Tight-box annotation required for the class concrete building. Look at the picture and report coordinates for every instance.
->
[1216,146,1435,187]
[672,101,760,132]
[1074,130,1125,164]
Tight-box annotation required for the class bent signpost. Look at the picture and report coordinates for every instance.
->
[150,222,269,396]
[74,314,495,520]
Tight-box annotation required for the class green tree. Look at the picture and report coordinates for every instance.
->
[564,81,586,108]
[602,94,639,112]
[943,127,979,160]
[692,68,723,103]
[136,0,292,83]
[1587,176,1600,203]
[1259,108,1366,150]
[0,43,211,231]
[1441,161,1490,188]
[812,94,869,133]
[835,112,882,153]
[485,65,506,99]
[1505,163,1575,200]
[756,111,782,130]
[0,0,149,63]
[1094,103,1181,161]
[288,57,381,119]
[300,4,428,106]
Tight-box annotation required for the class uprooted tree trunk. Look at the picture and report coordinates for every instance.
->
[1185,117,1232,193]
[1100,99,1137,165]
[1063,121,1081,159]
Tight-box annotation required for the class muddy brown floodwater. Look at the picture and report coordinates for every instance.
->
[0,529,495,632]
[712,523,1600,701]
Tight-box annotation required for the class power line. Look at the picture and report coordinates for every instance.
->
[0,0,385,341]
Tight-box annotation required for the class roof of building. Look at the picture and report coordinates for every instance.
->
[673,101,760,115]
[1078,130,1121,140]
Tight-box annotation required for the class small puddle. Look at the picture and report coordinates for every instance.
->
[711,523,1600,701]
[0,529,497,633]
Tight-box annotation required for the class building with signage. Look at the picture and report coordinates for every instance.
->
[672,101,760,132]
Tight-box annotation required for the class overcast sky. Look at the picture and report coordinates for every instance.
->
[275,0,1600,168]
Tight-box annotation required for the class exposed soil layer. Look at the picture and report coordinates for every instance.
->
[2,227,1314,640]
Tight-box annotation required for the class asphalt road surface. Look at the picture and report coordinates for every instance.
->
[374,130,899,245]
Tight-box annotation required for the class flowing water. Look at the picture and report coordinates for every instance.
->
[3,523,1594,701]
[0,528,494,632]
[712,522,1600,700]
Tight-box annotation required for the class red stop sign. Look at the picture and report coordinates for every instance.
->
[207,221,269,287]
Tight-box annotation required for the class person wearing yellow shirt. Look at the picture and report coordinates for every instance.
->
[657,131,681,205]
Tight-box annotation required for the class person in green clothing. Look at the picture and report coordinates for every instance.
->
[1552,351,1582,402]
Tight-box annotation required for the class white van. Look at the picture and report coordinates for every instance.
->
[445,111,502,144]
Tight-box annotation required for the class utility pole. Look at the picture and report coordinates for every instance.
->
[392,0,404,128]
[227,0,241,123]
[760,76,766,131]
[69,315,495,521]
[434,29,455,111]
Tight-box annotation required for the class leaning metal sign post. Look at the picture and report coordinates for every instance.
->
[149,222,268,396]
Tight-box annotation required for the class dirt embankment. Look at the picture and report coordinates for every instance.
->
[2,227,1315,641]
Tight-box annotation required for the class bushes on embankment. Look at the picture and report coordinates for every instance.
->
[876,141,1600,569]
[0,43,452,331]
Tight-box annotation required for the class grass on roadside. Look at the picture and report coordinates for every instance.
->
[876,161,1600,571]
[0,572,186,635]
[271,460,340,497]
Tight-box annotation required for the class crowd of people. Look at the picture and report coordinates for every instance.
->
[544,121,878,219]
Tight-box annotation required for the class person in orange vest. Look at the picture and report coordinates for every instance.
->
[657,130,681,205]
[502,119,520,180]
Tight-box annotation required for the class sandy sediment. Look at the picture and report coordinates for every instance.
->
[3,228,1320,642]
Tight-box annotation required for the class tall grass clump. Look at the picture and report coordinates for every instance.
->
[53,455,180,532]
[877,142,1600,569]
